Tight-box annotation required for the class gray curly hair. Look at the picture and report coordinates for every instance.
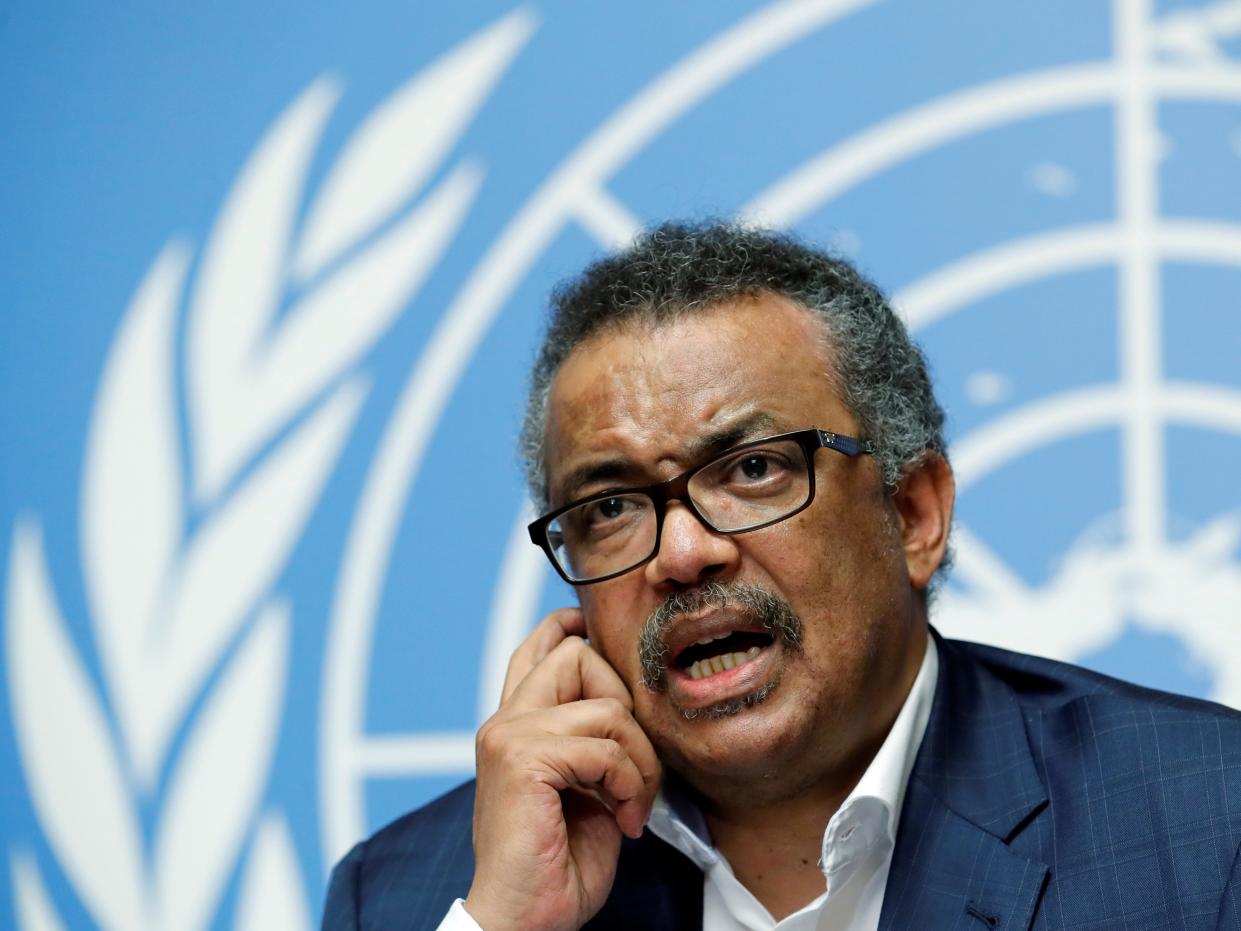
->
[520,221,948,519]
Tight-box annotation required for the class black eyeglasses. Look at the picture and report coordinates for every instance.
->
[528,428,874,585]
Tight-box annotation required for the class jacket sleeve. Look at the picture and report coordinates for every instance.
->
[1215,840,1241,931]
[321,842,364,931]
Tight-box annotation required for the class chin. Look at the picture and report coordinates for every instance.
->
[644,680,820,786]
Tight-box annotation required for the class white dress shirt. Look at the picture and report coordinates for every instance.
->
[441,633,937,931]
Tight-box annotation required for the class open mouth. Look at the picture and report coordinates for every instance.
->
[673,630,774,680]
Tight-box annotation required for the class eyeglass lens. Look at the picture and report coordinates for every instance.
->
[546,438,812,582]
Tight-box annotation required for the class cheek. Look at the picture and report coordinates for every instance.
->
[581,586,645,679]
[780,488,903,578]
[763,502,907,652]
[757,507,855,592]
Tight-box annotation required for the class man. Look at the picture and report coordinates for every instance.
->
[323,223,1241,930]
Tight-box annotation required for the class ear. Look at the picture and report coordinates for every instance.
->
[892,453,955,590]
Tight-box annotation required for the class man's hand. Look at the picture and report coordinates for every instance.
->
[463,609,662,931]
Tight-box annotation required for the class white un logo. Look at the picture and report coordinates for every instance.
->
[322,0,1241,870]
[7,2,1240,928]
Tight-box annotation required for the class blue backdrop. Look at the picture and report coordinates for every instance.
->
[3,2,1240,928]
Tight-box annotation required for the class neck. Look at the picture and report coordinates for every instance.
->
[685,626,928,919]
[695,740,873,920]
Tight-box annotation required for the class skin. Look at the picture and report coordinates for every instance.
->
[465,294,955,928]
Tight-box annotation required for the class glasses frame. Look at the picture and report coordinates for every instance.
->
[527,427,875,585]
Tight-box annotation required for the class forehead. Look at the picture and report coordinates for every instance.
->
[543,294,851,499]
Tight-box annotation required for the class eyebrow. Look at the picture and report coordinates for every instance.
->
[555,411,782,504]
[557,457,638,503]
[682,412,779,463]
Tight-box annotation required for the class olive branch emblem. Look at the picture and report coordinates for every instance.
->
[4,12,534,929]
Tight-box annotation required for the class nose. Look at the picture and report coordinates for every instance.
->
[643,500,741,589]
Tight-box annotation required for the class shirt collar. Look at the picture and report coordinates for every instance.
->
[646,629,938,874]
[841,627,938,843]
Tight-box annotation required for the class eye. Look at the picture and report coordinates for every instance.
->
[593,497,627,521]
[729,451,787,484]
[577,493,648,530]
[736,455,770,481]
[700,445,801,499]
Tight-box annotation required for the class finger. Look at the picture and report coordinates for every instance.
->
[504,635,632,713]
[536,735,649,839]
[501,608,586,704]
[559,783,648,841]
[514,698,662,794]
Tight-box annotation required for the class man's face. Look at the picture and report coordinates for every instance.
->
[542,295,935,800]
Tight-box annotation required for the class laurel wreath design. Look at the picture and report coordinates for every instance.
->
[4,12,533,930]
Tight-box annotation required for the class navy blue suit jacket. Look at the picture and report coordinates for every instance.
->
[323,635,1241,929]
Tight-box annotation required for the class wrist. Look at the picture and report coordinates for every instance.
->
[462,890,517,931]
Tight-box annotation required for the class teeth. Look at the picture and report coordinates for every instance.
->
[686,647,764,680]
[695,632,730,645]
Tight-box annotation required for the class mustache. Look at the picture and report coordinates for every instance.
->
[638,581,803,691]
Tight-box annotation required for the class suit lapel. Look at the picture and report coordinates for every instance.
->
[880,633,1050,930]
[879,779,1047,930]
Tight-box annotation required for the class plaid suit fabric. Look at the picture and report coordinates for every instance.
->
[879,635,1241,930]
[320,783,703,930]
[322,634,1241,930]
[322,783,477,931]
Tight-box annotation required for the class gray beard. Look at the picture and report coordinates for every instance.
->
[677,679,779,720]
[637,580,804,718]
